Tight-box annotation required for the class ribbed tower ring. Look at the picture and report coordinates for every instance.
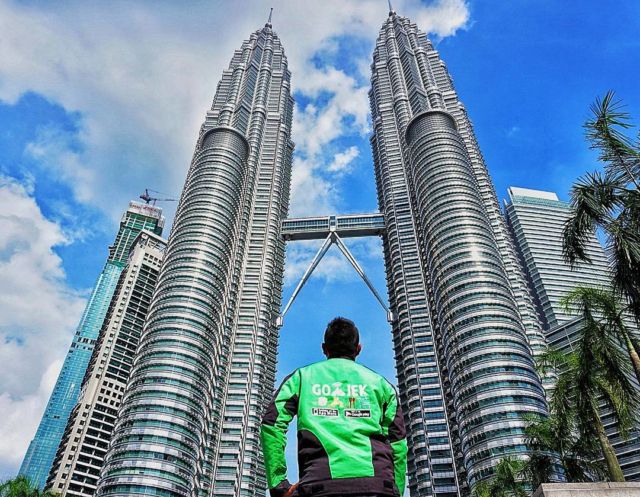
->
[97,127,249,497]
[405,110,547,485]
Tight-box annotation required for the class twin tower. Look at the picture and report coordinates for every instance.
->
[96,11,548,497]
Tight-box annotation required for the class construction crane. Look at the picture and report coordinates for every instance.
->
[139,188,177,206]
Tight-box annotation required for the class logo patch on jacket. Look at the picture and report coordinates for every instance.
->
[312,382,372,413]
[312,407,339,417]
[311,383,368,397]
[344,409,371,418]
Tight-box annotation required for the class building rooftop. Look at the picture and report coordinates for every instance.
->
[508,186,559,201]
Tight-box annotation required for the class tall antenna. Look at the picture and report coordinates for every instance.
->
[266,7,273,27]
[388,0,395,15]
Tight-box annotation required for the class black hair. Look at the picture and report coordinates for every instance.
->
[323,317,360,358]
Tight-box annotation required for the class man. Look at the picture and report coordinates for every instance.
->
[261,317,408,497]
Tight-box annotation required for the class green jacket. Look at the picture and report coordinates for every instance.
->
[261,358,407,497]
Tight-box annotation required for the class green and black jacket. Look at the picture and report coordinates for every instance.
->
[261,358,407,497]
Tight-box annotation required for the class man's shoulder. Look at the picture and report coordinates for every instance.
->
[297,360,326,372]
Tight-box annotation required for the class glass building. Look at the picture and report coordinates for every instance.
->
[504,187,611,329]
[46,230,167,497]
[369,10,549,495]
[96,17,293,497]
[504,186,640,481]
[19,202,164,490]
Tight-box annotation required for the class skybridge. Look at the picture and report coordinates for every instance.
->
[278,213,393,327]
[281,213,385,241]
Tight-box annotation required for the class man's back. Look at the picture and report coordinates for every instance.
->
[261,358,406,497]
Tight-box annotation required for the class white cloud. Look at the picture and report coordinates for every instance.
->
[413,0,472,39]
[327,146,360,174]
[0,0,470,223]
[25,125,95,203]
[288,156,338,217]
[0,176,86,477]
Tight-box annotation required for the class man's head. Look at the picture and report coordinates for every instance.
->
[322,317,361,359]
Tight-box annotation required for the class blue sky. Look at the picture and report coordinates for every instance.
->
[0,0,639,480]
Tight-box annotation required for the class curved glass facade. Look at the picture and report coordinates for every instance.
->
[96,21,293,497]
[98,128,249,497]
[369,12,548,495]
[406,110,546,485]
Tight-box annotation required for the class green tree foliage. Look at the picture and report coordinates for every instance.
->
[563,91,640,324]
[536,304,639,483]
[0,476,59,497]
[524,412,606,486]
[563,286,640,385]
[471,458,527,497]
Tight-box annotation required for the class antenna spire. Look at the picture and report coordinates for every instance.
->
[266,7,273,27]
[388,0,395,15]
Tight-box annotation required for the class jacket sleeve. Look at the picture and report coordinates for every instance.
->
[260,370,301,497]
[381,382,408,496]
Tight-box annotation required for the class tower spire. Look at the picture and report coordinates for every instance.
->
[266,7,273,27]
[388,0,395,15]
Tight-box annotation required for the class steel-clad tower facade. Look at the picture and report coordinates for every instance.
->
[96,19,293,497]
[369,11,548,495]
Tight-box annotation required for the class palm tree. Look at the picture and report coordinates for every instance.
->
[563,91,640,324]
[563,286,640,385]
[524,412,605,486]
[537,325,638,482]
[523,286,640,486]
[0,476,58,497]
[471,458,527,497]
[491,457,528,497]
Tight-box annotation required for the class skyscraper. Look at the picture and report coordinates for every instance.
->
[96,17,293,497]
[369,10,548,495]
[20,202,164,490]
[46,230,167,497]
[504,186,640,481]
[504,187,611,329]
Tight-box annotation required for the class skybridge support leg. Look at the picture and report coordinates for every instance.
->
[276,233,394,328]
[276,234,333,328]
[332,234,395,324]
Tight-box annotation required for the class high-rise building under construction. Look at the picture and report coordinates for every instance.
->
[20,202,164,490]
[92,9,552,497]
[47,230,167,497]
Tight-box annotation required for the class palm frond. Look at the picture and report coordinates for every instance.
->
[607,211,640,322]
[548,363,577,437]
[523,452,554,490]
[563,171,622,265]
[585,91,640,187]
[536,347,571,376]
[597,343,639,423]
[471,481,492,497]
